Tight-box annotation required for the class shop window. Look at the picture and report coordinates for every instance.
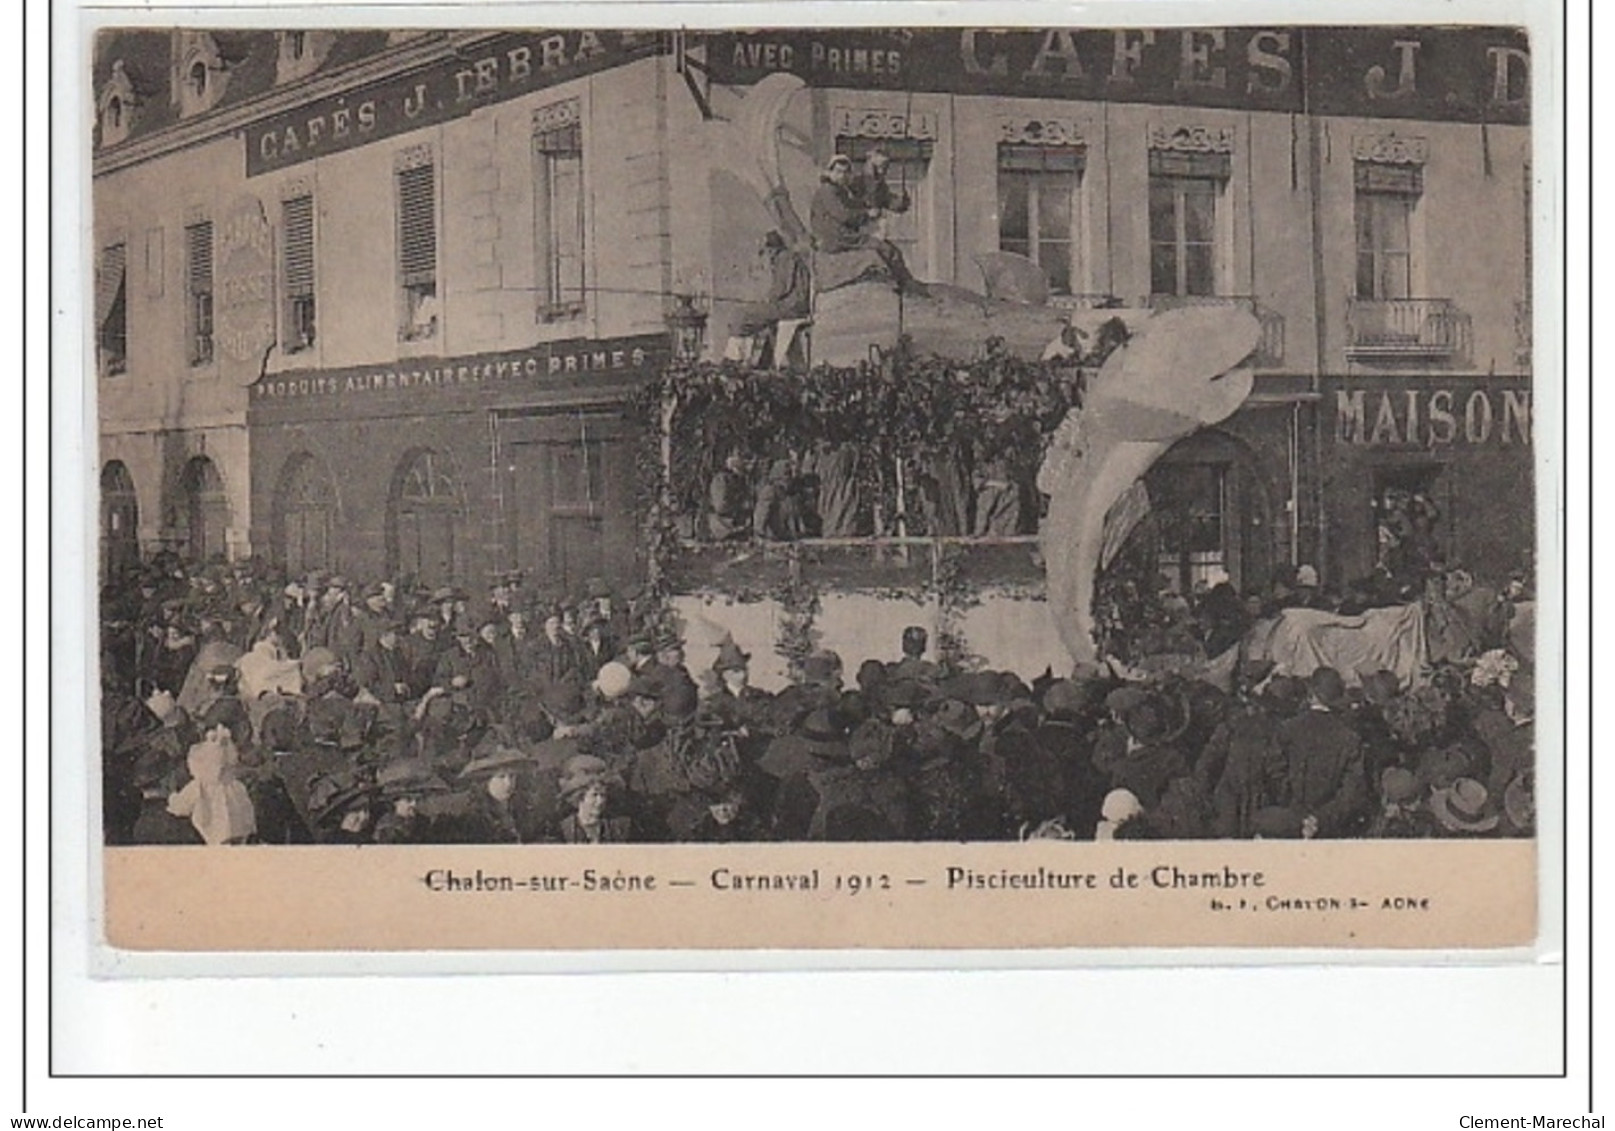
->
[1354,164,1420,300]
[395,156,438,342]
[100,461,140,577]
[1148,174,1220,298]
[534,105,585,319]
[180,456,229,562]
[185,220,214,366]
[545,439,607,587]
[281,194,316,352]
[274,452,334,575]
[997,144,1083,296]
[96,242,128,377]
[391,449,460,587]
[506,414,636,594]
[834,135,934,281]
[1373,465,1447,579]
[1146,462,1228,594]
[1345,158,1462,358]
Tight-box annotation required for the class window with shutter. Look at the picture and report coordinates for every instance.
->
[1353,165,1420,301]
[831,137,933,280]
[997,144,1083,296]
[185,221,214,365]
[534,121,585,319]
[396,160,438,340]
[97,243,128,376]
[1148,176,1220,298]
[282,194,316,351]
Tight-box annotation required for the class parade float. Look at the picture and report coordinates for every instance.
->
[646,73,1443,689]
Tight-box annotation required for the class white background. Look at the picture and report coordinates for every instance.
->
[21,0,1601,1123]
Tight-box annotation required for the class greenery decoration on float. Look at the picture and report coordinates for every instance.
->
[628,328,1180,665]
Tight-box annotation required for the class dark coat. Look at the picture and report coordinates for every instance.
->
[527,633,585,691]
[1035,718,1108,839]
[1105,741,1191,811]
[707,685,777,736]
[910,755,976,841]
[399,632,444,698]
[980,715,1065,834]
[1278,707,1370,837]
[435,644,502,713]
[806,763,912,839]
[1471,706,1533,798]
[1206,708,1292,839]
[353,643,412,704]
[810,178,870,253]
[559,814,634,844]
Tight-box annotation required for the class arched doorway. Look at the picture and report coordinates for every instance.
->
[1141,428,1275,596]
[179,455,230,563]
[273,452,336,576]
[100,461,140,578]
[388,448,462,587]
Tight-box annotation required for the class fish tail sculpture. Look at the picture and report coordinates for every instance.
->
[712,72,810,243]
[1039,306,1261,669]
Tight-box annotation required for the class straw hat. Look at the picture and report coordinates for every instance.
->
[1431,778,1500,834]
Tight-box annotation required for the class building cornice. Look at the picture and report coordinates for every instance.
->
[92,30,507,178]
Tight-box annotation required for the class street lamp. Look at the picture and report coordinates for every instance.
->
[666,294,708,364]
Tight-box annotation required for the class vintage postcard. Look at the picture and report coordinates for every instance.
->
[85,16,1553,953]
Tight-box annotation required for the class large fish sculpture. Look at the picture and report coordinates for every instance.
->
[1038,306,1260,667]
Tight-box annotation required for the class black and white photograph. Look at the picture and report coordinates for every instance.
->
[80,19,1554,956]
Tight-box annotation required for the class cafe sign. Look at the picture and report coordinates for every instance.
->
[1333,384,1532,448]
[216,194,277,387]
[246,30,663,176]
[250,333,671,405]
[709,27,1529,124]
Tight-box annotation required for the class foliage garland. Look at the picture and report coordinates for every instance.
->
[629,336,1104,542]
[628,329,1185,664]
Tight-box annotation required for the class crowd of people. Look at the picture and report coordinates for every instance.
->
[98,551,1537,848]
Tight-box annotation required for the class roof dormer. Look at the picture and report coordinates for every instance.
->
[173,31,232,118]
[275,29,335,85]
[96,59,138,147]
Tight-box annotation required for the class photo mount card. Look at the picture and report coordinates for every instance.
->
[73,8,1564,964]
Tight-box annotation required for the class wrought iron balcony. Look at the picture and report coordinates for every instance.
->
[1346,297,1465,360]
[1514,298,1532,369]
[1048,292,1126,312]
[1144,293,1286,368]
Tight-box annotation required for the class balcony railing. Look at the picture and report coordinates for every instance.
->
[1514,298,1532,369]
[1346,297,1465,360]
[1144,293,1286,368]
[1048,292,1126,312]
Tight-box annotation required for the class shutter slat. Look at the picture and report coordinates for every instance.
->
[833,136,935,163]
[282,195,315,296]
[1148,150,1232,179]
[1354,162,1423,195]
[396,164,436,284]
[186,222,213,293]
[535,124,582,154]
[998,144,1086,174]
[96,243,127,327]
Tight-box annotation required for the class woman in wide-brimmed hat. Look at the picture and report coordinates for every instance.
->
[305,770,380,845]
[373,758,453,844]
[706,638,776,741]
[556,755,631,844]
[458,744,541,843]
